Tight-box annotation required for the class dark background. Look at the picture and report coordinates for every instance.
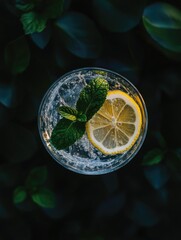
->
[0,0,181,239]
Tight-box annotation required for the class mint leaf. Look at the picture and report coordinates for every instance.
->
[77,113,87,122]
[21,11,47,34]
[13,186,27,204]
[31,188,56,208]
[76,77,109,120]
[50,118,85,150]
[142,148,164,166]
[26,166,47,188]
[58,106,78,121]
[50,77,109,150]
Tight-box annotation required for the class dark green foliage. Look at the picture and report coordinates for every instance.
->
[93,0,145,32]
[12,166,55,208]
[18,0,64,34]
[143,2,181,52]
[142,148,165,166]
[21,11,47,34]
[153,131,167,149]
[31,26,51,48]
[0,83,19,108]
[144,165,170,189]
[0,0,181,239]
[55,12,102,58]
[26,166,47,187]
[13,186,27,204]
[16,1,34,12]
[31,187,56,208]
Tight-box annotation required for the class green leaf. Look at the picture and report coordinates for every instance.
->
[50,118,85,150]
[31,25,51,49]
[93,0,145,32]
[5,36,30,75]
[58,106,78,121]
[143,3,181,53]
[43,0,64,19]
[142,148,164,166]
[26,166,47,188]
[21,11,47,34]
[77,113,87,122]
[16,1,34,12]
[31,188,56,208]
[55,12,102,58]
[13,186,27,204]
[76,78,109,120]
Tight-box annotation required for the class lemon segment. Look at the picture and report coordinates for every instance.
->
[86,90,142,155]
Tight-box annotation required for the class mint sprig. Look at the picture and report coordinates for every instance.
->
[50,77,109,150]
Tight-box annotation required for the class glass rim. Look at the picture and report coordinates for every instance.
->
[38,67,148,175]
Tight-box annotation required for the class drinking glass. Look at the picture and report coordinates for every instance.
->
[38,68,148,175]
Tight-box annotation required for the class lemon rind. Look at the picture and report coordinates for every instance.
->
[86,90,142,155]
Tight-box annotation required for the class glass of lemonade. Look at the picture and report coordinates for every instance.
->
[38,68,148,175]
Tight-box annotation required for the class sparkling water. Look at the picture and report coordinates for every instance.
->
[38,68,148,175]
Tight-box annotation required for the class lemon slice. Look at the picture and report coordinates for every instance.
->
[86,90,142,155]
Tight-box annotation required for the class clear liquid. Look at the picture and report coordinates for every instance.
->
[38,68,148,174]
